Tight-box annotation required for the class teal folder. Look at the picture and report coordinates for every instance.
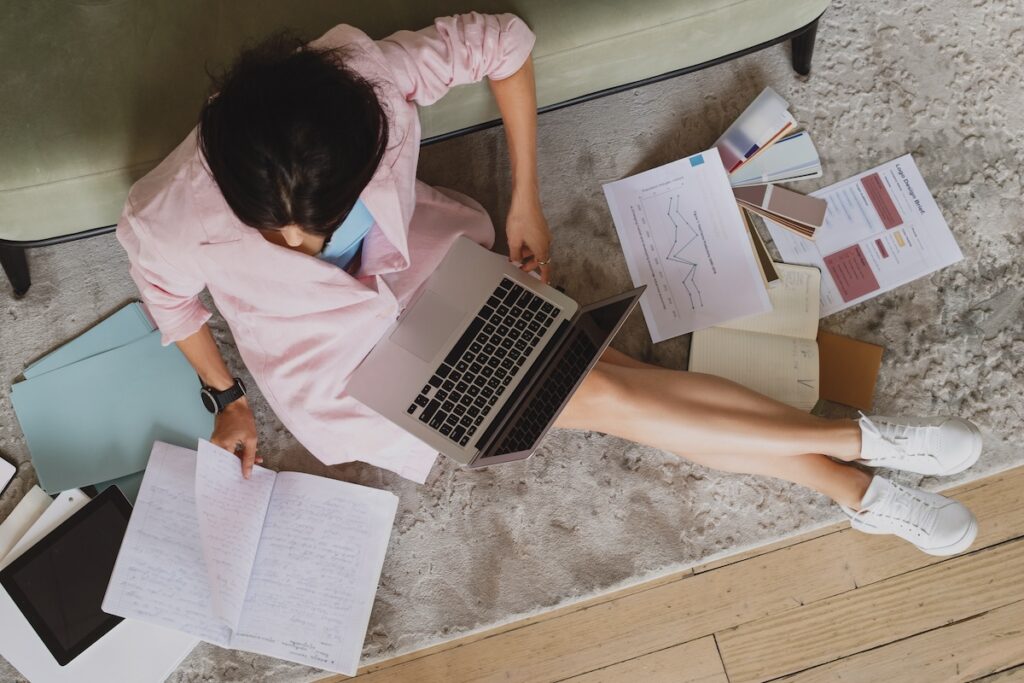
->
[23,302,154,379]
[11,330,213,494]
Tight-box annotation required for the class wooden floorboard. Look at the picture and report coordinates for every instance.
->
[716,539,1024,682]
[778,599,1024,683]
[332,467,1024,683]
[974,664,1024,682]
[561,636,727,683]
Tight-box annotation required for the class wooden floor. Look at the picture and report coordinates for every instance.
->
[328,466,1024,683]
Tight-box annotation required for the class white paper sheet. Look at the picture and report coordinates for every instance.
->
[195,439,276,630]
[0,485,198,683]
[716,264,820,339]
[232,472,398,675]
[765,155,964,317]
[103,442,234,646]
[603,148,772,342]
[103,441,399,676]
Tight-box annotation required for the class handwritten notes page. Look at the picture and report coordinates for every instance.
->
[232,472,398,674]
[102,442,234,646]
[195,440,276,630]
[103,442,399,676]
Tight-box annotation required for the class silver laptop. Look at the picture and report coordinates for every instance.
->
[349,237,644,467]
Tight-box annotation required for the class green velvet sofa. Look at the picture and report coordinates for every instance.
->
[0,0,829,296]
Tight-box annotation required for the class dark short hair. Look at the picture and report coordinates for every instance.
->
[198,33,389,237]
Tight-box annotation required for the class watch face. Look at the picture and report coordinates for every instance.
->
[200,389,218,414]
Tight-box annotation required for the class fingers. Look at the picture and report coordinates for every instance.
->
[508,238,524,266]
[239,438,258,480]
[517,249,552,283]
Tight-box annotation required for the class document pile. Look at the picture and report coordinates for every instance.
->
[0,486,197,682]
[604,86,965,412]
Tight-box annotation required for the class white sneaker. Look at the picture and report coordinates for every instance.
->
[842,476,978,556]
[857,413,982,475]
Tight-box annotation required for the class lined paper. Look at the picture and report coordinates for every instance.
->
[195,440,276,630]
[232,471,397,674]
[102,442,398,676]
[103,442,232,646]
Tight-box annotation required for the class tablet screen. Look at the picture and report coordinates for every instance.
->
[0,486,131,665]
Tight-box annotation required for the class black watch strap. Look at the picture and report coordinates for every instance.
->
[200,377,247,414]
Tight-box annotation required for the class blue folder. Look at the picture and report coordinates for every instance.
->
[23,303,155,379]
[11,308,213,495]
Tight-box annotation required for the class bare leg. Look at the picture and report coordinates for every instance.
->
[684,451,872,508]
[558,359,871,506]
[559,361,862,460]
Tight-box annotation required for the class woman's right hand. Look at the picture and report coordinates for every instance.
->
[210,398,262,479]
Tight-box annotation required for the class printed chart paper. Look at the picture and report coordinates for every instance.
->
[603,148,772,342]
[765,155,963,317]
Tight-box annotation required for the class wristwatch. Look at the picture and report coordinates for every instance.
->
[200,377,247,414]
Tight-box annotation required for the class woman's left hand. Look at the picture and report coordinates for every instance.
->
[506,190,552,283]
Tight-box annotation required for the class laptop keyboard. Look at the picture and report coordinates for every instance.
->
[485,327,598,457]
[406,278,561,447]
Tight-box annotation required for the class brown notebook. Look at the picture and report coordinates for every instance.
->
[818,331,884,411]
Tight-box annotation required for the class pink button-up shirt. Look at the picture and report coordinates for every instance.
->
[116,14,536,483]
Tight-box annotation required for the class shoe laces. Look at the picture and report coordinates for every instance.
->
[869,482,941,538]
[859,412,931,457]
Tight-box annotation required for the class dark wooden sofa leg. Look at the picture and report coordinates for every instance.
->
[0,244,31,297]
[791,18,819,76]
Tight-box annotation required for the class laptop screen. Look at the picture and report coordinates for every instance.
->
[477,289,643,459]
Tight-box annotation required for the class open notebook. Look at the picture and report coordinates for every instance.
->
[102,441,398,676]
[688,263,821,411]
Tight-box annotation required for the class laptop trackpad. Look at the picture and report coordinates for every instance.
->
[390,289,467,362]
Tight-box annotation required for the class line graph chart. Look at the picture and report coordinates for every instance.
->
[603,149,771,342]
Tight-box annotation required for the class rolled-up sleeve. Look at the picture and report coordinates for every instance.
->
[116,209,211,345]
[378,12,536,106]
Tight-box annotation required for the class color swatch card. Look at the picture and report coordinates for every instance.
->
[764,155,964,316]
[733,184,828,239]
[729,131,822,187]
[714,87,797,173]
[603,148,772,342]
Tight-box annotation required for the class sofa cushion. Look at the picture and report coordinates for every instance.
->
[0,0,827,242]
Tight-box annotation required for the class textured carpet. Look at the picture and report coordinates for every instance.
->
[2,0,1022,680]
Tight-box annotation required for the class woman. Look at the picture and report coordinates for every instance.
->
[118,13,981,556]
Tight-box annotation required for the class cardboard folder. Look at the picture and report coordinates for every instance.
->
[818,330,884,411]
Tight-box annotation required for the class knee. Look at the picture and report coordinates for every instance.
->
[560,362,638,428]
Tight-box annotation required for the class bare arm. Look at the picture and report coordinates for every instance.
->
[177,324,261,477]
[488,57,552,282]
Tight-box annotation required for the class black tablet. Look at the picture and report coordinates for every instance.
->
[0,485,132,666]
